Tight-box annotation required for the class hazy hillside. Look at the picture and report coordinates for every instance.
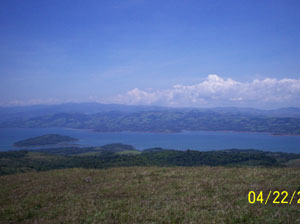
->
[1,103,300,119]
[1,107,300,135]
[0,103,169,122]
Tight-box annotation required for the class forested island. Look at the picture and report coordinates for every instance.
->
[14,134,78,147]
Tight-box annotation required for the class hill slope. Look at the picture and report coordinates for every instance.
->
[2,110,300,135]
[1,167,300,223]
[3,145,300,175]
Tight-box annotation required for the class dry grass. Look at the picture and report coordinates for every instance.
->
[1,166,300,223]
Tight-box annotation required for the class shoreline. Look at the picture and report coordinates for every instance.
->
[2,126,300,137]
[1,127,299,153]
[91,128,300,137]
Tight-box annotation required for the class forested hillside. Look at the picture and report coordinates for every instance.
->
[2,143,300,175]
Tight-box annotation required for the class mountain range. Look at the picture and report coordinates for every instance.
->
[1,103,300,135]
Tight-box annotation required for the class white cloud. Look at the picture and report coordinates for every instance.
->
[112,74,300,108]
[3,74,300,109]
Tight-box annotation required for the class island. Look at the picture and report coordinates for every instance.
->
[14,134,78,147]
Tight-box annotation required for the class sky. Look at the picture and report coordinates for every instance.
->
[0,0,300,109]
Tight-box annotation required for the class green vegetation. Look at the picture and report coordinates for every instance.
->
[1,166,300,223]
[285,159,300,167]
[2,142,300,223]
[14,134,78,147]
[2,143,300,176]
[116,150,142,155]
[2,110,300,135]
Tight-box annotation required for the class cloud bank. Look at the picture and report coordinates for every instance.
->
[113,74,300,108]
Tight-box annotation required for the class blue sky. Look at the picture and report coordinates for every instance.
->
[1,0,300,108]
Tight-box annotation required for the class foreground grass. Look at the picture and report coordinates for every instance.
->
[1,167,300,223]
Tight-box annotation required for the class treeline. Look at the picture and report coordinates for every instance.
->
[1,145,300,175]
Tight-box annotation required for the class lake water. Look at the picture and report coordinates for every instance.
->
[0,128,300,153]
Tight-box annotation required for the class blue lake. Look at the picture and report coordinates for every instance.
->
[0,128,300,153]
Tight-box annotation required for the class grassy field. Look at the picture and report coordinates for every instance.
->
[116,150,142,155]
[1,166,300,223]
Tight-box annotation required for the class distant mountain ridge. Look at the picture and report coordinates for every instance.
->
[1,103,300,119]
[1,103,300,135]
[0,103,169,122]
[1,110,300,135]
